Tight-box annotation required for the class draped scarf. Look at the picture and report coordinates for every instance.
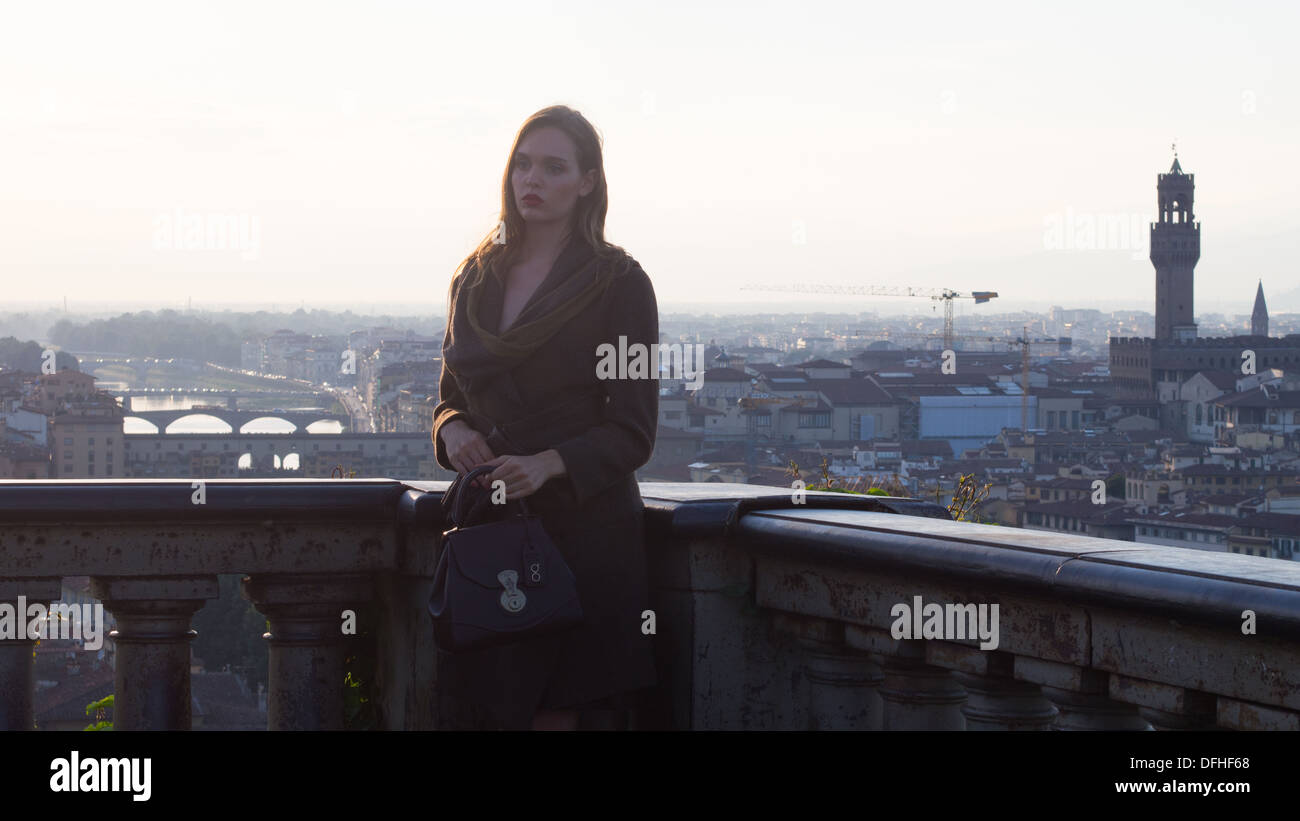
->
[443,233,630,396]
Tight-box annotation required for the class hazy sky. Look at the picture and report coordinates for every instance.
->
[2,0,1297,316]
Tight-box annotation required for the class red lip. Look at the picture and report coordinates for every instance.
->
[522,195,542,204]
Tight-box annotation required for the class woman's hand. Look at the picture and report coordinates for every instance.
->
[439,419,496,474]
[483,450,567,500]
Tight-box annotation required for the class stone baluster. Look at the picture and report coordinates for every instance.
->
[90,575,219,730]
[242,573,373,730]
[0,578,61,730]
[851,628,966,730]
[1015,658,1151,730]
[878,654,967,729]
[804,647,885,730]
[771,613,885,729]
[928,644,1058,730]
[956,671,1058,730]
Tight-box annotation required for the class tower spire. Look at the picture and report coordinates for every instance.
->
[1252,280,1269,337]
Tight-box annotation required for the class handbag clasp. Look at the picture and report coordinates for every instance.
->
[497,569,527,614]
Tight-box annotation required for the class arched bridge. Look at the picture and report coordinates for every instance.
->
[126,408,350,433]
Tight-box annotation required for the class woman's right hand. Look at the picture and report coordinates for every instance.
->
[440,419,496,475]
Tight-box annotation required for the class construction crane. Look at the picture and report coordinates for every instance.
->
[1008,327,1073,432]
[742,283,998,351]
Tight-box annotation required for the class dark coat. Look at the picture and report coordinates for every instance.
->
[432,236,659,728]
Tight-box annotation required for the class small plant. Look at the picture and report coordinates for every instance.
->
[946,473,992,522]
[342,600,378,730]
[343,669,376,730]
[783,457,994,521]
[84,694,113,731]
[788,458,909,496]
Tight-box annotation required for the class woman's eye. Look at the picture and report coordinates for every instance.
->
[549,165,563,173]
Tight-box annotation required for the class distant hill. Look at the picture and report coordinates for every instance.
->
[49,311,243,367]
[1269,285,1300,314]
[41,308,442,365]
[0,336,80,373]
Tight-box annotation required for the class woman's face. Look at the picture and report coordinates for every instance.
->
[511,125,596,229]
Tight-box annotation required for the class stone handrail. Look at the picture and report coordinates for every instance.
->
[1,479,1296,730]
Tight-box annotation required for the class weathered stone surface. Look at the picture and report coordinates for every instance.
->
[756,556,1090,664]
[0,523,395,576]
[1216,697,1300,731]
[1091,607,1300,711]
[1108,674,1216,717]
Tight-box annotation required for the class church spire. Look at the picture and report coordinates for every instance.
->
[1252,280,1269,337]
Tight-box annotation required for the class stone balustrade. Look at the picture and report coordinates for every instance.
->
[1,479,1297,730]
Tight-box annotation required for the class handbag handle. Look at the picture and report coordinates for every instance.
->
[446,465,531,528]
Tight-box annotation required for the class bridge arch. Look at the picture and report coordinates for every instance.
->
[239,416,299,434]
[165,414,234,434]
[123,417,163,434]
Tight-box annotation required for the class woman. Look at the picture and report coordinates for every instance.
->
[432,105,659,730]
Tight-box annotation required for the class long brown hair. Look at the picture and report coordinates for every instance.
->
[454,105,627,286]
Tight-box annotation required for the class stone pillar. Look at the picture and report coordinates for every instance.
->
[90,576,219,731]
[772,614,884,730]
[1042,686,1152,730]
[1016,658,1151,730]
[878,652,967,730]
[955,672,1058,731]
[805,648,885,730]
[0,578,61,730]
[927,644,1057,731]
[242,574,373,730]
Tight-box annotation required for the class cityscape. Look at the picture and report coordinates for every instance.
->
[1,2,1297,770]
[3,154,1298,730]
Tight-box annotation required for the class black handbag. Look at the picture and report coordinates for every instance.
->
[428,465,584,652]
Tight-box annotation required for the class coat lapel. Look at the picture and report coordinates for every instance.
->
[447,234,614,397]
[507,234,595,331]
[475,234,592,335]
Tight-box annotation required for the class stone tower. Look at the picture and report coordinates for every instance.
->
[1150,154,1200,341]
[1252,280,1269,337]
